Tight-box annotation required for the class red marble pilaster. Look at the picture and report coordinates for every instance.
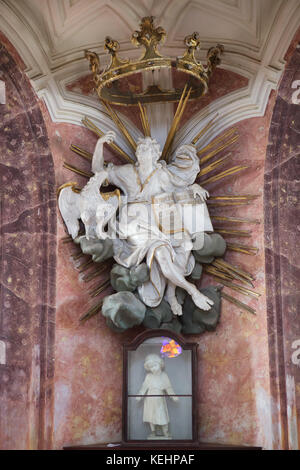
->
[0,42,56,449]
[264,29,300,450]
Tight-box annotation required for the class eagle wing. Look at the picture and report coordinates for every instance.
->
[58,186,81,239]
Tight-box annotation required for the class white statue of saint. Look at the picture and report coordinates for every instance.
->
[59,130,215,316]
[92,132,214,315]
[136,354,178,439]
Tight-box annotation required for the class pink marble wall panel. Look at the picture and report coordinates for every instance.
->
[0,42,56,449]
[264,30,300,450]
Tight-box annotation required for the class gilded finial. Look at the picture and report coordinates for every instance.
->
[131,16,166,59]
[206,44,224,74]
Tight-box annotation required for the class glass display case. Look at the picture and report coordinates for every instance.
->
[122,329,198,446]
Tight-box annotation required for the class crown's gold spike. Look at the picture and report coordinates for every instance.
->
[83,260,113,281]
[82,263,112,282]
[213,258,254,281]
[101,100,137,152]
[161,84,187,160]
[77,259,94,273]
[210,195,259,201]
[162,86,191,161]
[215,228,252,238]
[212,257,244,274]
[211,202,257,209]
[138,102,147,137]
[131,16,166,60]
[227,243,258,255]
[217,279,260,298]
[173,84,188,121]
[203,265,234,281]
[82,117,133,163]
[179,32,202,67]
[138,102,151,137]
[72,252,85,260]
[169,86,192,154]
[70,144,92,161]
[61,235,72,241]
[191,114,219,145]
[206,265,252,290]
[89,280,109,297]
[62,237,74,244]
[200,135,239,164]
[89,279,111,298]
[199,152,231,177]
[211,215,260,224]
[220,272,252,288]
[208,201,251,207]
[169,84,188,123]
[104,36,130,69]
[221,292,256,315]
[82,269,102,282]
[63,162,93,178]
[197,127,237,156]
[211,259,253,287]
[143,106,151,137]
[79,301,104,323]
[200,165,248,186]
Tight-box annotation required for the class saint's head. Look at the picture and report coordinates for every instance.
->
[136,137,161,165]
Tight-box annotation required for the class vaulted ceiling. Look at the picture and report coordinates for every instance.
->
[1,0,299,150]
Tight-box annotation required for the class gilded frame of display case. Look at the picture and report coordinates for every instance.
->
[122,329,198,447]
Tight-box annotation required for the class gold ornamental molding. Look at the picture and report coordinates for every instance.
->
[85,16,224,106]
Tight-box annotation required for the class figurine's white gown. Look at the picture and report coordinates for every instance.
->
[138,372,175,426]
[106,145,213,307]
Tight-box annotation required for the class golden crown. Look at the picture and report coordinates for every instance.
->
[85,16,224,106]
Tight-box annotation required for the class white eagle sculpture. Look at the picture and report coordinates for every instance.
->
[58,131,119,240]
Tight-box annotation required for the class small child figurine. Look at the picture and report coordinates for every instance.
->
[136,354,178,439]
